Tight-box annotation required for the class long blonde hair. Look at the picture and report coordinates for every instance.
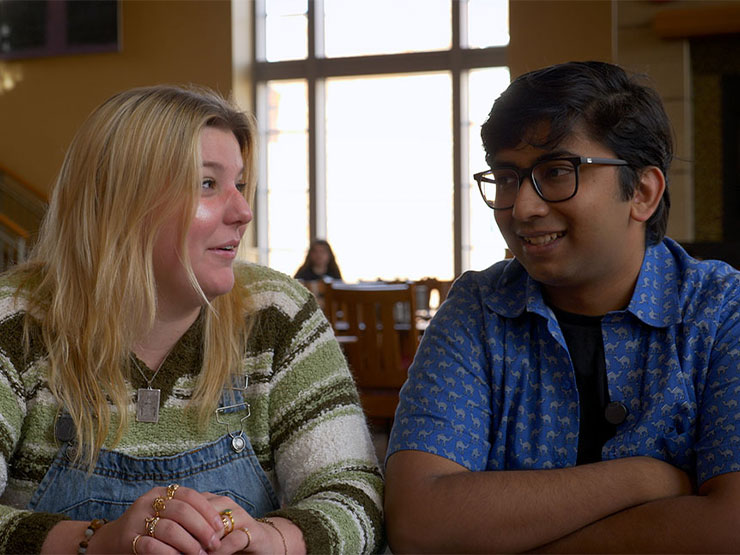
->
[13,85,257,467]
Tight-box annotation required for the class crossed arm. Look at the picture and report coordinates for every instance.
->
[385,450,740,553]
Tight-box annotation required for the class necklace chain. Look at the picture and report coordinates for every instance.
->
[130,355,165,389]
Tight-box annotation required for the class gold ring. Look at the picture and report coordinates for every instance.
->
[241,527,252,548]
[152,496,166,514]
[145,515,160,538]
[132,534,143,554]
[166,483,180,500]
[220,509,235,535]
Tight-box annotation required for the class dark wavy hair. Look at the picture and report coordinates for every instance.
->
[295,239,342,280]
[481,61,672,245]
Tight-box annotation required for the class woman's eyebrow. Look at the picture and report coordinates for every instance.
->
[202,160,245,175]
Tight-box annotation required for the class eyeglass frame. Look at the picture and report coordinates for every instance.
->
[473,156,630,210]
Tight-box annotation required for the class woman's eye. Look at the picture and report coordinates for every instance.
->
[236,182,247,193]
[202,178,216,190]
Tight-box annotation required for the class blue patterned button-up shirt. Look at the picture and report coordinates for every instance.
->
[388,238,740,485]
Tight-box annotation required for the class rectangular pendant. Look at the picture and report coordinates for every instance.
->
[137,388,160,423]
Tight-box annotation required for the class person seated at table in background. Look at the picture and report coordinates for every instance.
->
[0,85,383,554]
[294,239,343,282]
[385,60,740,553]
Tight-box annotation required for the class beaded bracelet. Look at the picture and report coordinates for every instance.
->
[256,517,287,555]
[78,518,107,554]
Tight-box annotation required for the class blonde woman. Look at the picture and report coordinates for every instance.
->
[0,86,383,554]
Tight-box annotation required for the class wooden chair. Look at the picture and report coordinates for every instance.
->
[325,283,419,433]
[297,278,331,313]
[415,277,453,311]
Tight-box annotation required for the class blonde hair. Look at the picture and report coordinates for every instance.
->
[13,85,257,467]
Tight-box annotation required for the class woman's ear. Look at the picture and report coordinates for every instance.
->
[630,166,666,223]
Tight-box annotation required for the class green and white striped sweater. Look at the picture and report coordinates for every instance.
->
[0,262,384,554]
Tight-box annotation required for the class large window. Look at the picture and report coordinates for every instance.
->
[253,0,510,282]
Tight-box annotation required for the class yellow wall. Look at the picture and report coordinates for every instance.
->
[0,0,233,194]
[509,0,614,78]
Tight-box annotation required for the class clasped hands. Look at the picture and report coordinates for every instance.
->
[89,484,281,554]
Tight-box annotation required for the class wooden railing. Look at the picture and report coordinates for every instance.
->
[0,163,47,271]
[0,214,27,270]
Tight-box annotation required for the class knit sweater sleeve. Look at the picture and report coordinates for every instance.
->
[243,266,384,554]
[0,286,69,553]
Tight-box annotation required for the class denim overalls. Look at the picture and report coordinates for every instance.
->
[27,394,279,520]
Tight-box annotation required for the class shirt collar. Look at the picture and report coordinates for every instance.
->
[485,239,682,328]
[626,239,682,327]
[485,259,547,319]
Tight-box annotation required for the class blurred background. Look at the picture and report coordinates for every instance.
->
[1,0,738,278]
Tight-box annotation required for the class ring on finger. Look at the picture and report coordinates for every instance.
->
[152,496,166,514]
[166,483,179,500]
[145,515,160,538]
[243,527,252,548]
[132,534,143,554]
[220,509,235,535]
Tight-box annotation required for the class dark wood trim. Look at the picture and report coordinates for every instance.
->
[653,4,740,39]
[0,214,29,239]
[681,242,740,269]
[0,163,47,201]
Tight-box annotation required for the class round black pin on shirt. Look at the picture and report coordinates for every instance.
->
[604,401,628,425]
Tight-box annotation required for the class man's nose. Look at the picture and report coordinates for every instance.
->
[511,175,548,220]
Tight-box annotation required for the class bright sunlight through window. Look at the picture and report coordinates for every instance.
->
[256,0,510,281]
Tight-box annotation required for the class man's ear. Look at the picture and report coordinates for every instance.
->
[630,166,665,223]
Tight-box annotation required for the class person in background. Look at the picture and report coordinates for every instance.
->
[294,239,343,282]
[0,85,383,554]
[385,61,740,552]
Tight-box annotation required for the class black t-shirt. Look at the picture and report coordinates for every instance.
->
[552,307,617,465]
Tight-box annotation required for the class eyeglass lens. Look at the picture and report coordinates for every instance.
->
[484,159,578,208]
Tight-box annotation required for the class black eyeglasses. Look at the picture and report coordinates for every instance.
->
[473,156,629,210]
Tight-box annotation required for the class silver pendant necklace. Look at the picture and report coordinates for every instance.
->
[130,355,166,423]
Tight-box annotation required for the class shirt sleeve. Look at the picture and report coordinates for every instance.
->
[694,270,740,485]
[265,289,384,554]
[387,272,494,471]
[0,314,69,553]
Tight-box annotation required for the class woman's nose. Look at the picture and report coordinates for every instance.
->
[226,188,253,226]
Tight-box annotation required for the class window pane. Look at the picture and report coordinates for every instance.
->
[468,67,510,270]
[326,73,453,282]
[468,0,509,48]
[265,0,307,62]
[324,0,451,58]
[263,80,309,274]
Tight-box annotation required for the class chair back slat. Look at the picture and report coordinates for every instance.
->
[415,278,454,311]
[325,283,418,389]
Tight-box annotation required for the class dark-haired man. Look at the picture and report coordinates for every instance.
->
[385,61,740,552]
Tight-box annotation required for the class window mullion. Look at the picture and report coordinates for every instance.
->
[252,0,268,264]
[308,0,326,241]
[254,81,270,265]
[452,0,469,275]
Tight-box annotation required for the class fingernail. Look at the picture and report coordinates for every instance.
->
[213,516,224,531]
[200,550,207,555]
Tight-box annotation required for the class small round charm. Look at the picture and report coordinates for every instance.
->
[232,435,246,453]
[152,496,166,514]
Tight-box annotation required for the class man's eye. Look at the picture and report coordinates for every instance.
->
[493,173,517,187]
[542,165,574,180]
